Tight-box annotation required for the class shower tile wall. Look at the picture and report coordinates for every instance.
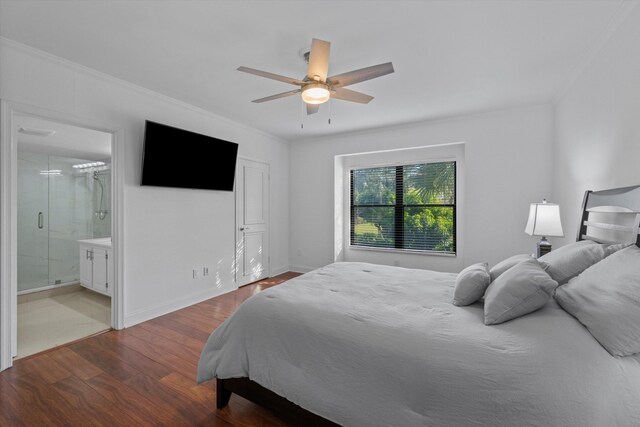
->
[18,151,111,293]
[92,171,111,238]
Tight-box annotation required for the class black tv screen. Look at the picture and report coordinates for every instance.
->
[141,121,239,191]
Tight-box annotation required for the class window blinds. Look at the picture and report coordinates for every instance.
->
[350,162,456,253]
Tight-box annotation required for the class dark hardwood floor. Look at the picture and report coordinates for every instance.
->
[0,272,302,426]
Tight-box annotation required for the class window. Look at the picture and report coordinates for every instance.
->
[350,161,456,254]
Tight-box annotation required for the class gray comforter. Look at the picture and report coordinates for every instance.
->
[197,262,640,426]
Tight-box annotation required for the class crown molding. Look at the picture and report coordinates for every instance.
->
[293,102,552,145]
[0,37,290,145]
[552,0,638,105]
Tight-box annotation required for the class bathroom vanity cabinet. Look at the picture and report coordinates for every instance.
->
[78,238,113,296]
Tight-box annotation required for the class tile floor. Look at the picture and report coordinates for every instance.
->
[17,284,111,359]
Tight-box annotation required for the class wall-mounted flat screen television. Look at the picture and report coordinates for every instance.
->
[141,121,239,191]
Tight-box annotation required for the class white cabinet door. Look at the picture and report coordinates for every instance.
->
[79,245,93,288]
[92,247,108,294]
[78,243,113,296]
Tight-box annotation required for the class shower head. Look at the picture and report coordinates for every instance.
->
[91,171,108,220]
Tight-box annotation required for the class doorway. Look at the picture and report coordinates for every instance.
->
[16,116,113,358]
[235,158,270,286]
[0,101,123,370]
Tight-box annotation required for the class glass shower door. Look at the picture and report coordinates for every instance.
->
[48,155,94,285]
[17,153,96,292]
[17,152,50,292]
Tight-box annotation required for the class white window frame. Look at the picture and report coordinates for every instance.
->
[335,143,465,265]
[349,160,457,255]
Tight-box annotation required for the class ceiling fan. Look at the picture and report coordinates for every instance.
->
[238,38,394,115]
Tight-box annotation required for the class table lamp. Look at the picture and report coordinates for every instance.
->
[525,199,564,258]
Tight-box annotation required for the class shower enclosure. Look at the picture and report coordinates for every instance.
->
[17,150,111,294]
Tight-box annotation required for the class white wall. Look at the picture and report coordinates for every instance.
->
[290,104,554,273]
[553,6,640,246]
[0,39,290,326]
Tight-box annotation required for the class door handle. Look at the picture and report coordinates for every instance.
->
[240,227,250,231]
[38,212,43,229]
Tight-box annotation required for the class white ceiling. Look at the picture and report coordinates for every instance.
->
[0,0,628,141]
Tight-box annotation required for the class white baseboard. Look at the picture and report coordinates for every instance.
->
[289,264,315,273]
[123,286,235,328]
[270,265,290,276]
[123,266,313,327]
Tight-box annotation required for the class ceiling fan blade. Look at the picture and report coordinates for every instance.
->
[306,38,331,82]
[306,104,320,115]
[238,66,305,86]
[251,89,301,103]
[331,87,374,104]
[328,62,394,88]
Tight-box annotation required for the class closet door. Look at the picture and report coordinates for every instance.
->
[236,158,270,286]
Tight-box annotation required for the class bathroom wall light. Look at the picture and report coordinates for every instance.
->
[72,161,105,169]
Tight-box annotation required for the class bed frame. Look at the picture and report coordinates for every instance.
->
[216,377,339,426]
[216,184,640,425]
[577,184,640,246]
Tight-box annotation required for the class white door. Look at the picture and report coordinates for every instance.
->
[236,158,269,286]
[92,247,108,294]
[79,245,93,288]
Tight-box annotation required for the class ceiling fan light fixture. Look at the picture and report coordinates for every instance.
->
[301,83,330,104]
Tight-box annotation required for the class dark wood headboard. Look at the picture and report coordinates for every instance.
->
[577,184,640,247]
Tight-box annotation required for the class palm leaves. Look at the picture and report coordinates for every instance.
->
[404,162,455,204]
[351,161,456,253]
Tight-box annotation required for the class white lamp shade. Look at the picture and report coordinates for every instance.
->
[525,201,564,237]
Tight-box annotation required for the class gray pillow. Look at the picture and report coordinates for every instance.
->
[538,240,607,285]
[489,254,534,282]
[604,242,633,256]
[484,258,558,325]
[555,245,640,357]
[452,263,491,306]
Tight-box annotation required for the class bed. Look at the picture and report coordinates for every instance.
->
[197,185,640,426]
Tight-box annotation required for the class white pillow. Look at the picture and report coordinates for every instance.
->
[555,245,640,357]
[484,258,558,325]
[452,263,491,306]
[605,242,633,256]
[489,254,534,282]
[538,240,607,285]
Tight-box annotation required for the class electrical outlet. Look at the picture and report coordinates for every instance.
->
[203,267,209,276]
[393,260,400,266]
[192,269,198,279]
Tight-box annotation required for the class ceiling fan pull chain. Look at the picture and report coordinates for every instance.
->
[300,98,305,129]
[328,99,332,125]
